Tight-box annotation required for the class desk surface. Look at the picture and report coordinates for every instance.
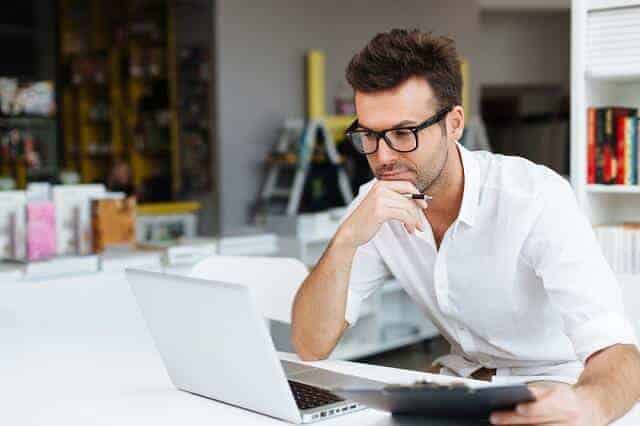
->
[1,272,638,426]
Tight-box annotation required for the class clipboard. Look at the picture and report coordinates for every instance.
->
[331,382,535,418]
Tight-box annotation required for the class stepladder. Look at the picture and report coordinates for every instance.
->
[257,119,354,217]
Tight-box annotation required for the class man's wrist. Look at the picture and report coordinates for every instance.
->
[333,226,360,253]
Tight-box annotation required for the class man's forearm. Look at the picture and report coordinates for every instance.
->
[290,233,358,360]
[574,344,640,423]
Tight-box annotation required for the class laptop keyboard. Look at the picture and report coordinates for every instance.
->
[288,380,345,410]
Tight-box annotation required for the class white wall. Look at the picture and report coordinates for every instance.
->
[477,11,570,90]
[215,0,481,233]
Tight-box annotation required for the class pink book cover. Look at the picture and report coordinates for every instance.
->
[26,202,57,261]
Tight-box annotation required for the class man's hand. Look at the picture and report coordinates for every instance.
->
[336,180,428,249]
[490,384,607,426]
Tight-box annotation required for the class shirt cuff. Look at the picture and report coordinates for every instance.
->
[568,312,638,364]
[344,288,362,327]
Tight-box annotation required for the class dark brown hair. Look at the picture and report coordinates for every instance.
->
[346,29,462,109]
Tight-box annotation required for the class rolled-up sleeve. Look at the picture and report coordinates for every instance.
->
[344,241,390,326]
[522,173,638,364]
[338,179,391,327]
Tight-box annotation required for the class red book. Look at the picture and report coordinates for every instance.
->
[603,109,613,183]
[588,108,596,184]
[616,115,626,184]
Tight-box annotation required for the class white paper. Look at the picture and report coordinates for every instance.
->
[0,191,27,260]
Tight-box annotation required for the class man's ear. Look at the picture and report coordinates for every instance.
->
[447,105,465,140]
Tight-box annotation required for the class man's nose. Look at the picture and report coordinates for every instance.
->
[373,137,398,164]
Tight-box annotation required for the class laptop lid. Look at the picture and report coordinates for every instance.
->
[126,268,301,423]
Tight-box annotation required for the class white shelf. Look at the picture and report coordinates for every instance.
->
[587,68,640,83]
[588,0,640,12]
[587,184,640,193]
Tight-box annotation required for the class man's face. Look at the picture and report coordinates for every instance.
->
[354,76,449,192]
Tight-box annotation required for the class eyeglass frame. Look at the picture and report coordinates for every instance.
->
[345,105,454,155]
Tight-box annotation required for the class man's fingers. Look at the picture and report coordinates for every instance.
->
[376,179,428,207]
[384,199,424,232]
[490,410,564,425]
[386,206,418,233]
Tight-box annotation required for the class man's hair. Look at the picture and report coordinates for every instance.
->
[345,29,462,109]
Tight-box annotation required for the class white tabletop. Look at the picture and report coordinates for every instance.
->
[1,272,638,425]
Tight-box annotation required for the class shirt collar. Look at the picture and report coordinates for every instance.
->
[455,142,480,229]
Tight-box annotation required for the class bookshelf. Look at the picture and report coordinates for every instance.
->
[58,0,180,198]
[571,0,640,277]
[571,0,640,224]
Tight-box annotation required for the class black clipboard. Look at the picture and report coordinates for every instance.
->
[331,383,535,419]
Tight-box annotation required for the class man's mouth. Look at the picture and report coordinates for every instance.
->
[378,171,413,180]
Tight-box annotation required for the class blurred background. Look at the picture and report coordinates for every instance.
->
[3,0,640,371]
[0,0,571,237]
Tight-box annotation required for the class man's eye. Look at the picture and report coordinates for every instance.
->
[390,129,413,138]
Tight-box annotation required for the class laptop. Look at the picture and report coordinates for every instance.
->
[126,268,385,423]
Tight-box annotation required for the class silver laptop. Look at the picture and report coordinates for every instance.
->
[126,268,385,423]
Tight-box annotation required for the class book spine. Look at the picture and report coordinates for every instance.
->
[635,116,639,185]
[596,108,605,184]
[588,107,596,184]
[604,108,612,183]
[616,115,626,185]
[626,117,633,185]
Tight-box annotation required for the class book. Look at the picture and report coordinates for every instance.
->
[635,116,639,185]
[587,107,596,184]
[588,107,638,186]
[595,223,640,274]
[0,191,27,260]
[595,108,605,184]
[26,201,56,261]
[616,115,626,184]
[53,184,106,256]
[91,197,137,253]
[625,117,635,185]
[612,108,637,184]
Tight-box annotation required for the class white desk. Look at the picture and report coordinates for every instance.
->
[1,273,638,425]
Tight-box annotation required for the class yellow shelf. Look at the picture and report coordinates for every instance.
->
[137,201,202,216]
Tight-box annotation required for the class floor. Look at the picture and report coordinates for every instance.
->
[355,336,450,372]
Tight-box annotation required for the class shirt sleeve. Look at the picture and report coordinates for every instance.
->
[344,241,390,326]
[521,172,638,364]
[338,179,391,327]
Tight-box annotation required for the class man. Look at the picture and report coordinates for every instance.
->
[291,29,640,425]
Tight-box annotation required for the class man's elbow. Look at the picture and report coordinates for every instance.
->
[291,332,333,361]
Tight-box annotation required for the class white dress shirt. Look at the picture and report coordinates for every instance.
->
[344,143,637,383]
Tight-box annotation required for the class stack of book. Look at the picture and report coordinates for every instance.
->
[595,223,640,275]
[0,184,135,280]
[587,107,638,185]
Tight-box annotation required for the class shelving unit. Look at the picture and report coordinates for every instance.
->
[571,0,640,272]
[58,0,180,198]
[571,0,640,224]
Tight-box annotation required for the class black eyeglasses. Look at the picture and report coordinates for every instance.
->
[345,105,453,155]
